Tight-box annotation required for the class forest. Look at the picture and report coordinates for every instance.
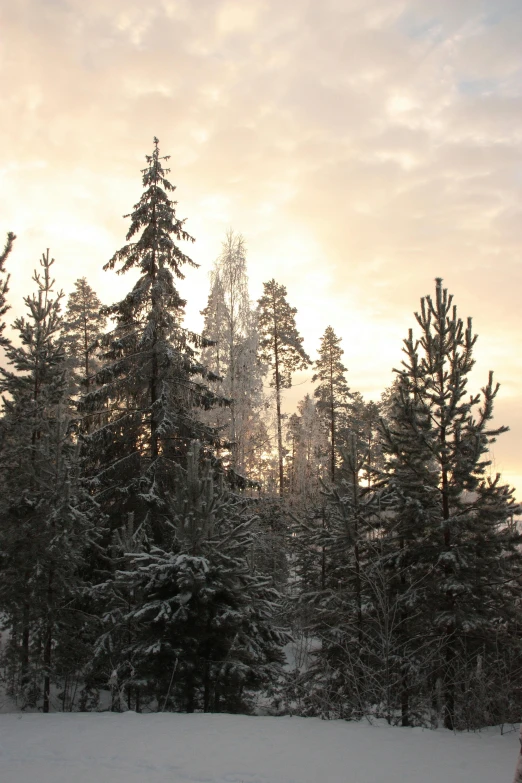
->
[0,138,520,731]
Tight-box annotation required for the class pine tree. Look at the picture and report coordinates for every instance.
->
[62,277,106,396]
[257,280,310,495]
[0,251,97,711]
[79,138,226,546]
[313,326,351,481]
[380,278,522,729]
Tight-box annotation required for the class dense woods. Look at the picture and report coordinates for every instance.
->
[0,140,520,728]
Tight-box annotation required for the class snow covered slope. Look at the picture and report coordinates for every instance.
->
[0,711,518,783]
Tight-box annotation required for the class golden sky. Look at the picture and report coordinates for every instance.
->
[1,0,522,495]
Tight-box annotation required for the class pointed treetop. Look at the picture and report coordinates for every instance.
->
[104,138,195,281]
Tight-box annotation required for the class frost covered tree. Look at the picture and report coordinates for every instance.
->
[257,280,310,495]
[201,231,265,477]
[95,441,286,713]
[201,270,229,381]
[62,277,106,396]
[380,278,522,729]
[0,251,97,711]
[216,232,250,455]
[286,395,328,502]
[313,326,351,481]
[79,138,226,547]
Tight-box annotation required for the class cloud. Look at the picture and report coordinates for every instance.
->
[1,0,522,492]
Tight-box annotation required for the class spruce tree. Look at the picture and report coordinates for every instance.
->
[79,138,226,546]
[313,326,351,481]
[62,277,106,396]
[0,251,96,710]
[95,441,286,713]
[257,280,310,495]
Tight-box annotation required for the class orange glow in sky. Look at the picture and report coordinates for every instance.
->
[1,0,522,496]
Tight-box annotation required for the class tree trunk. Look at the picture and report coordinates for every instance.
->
[443,633,455,730]
[274,341,284,496]
[401,668,410,727]
[42,627,52,713]
[186,673,195,713]
[43,568,54,713]
[513,725,522,783]
[21,599,30,688]
[329,363,335,482]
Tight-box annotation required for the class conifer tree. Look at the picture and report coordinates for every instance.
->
[79,138,226,546]
[201,270,228,381]
[62,277,106,395]
[0,231,15,347]
[380,278,522,729]
[257,280,310,495]
[0,251,96,710]
[313,326,351,481]
[95,441,286,713]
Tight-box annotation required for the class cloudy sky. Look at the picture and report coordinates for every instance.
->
[2,0,522,494]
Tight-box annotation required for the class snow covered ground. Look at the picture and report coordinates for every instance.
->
[0,711,518,783]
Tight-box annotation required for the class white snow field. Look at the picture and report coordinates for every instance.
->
[0,711,518,783]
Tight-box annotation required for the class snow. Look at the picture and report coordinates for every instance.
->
[0,711,518,783]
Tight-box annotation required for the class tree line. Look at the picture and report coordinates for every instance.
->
[0,139,520,730]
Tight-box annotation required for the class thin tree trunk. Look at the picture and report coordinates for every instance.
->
[321,509,326,591]
[329,362,335,482]
[351,462,363,644]
[441,419,456,730]
[274,341,284,496]
[43,568,54,713]
[513,726,522,783]
[21,599,30,688]
[42,629,52,713]
[401,668,410,727]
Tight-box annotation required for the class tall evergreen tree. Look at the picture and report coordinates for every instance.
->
[0,251,96,711]
[380,278,522,729]
[257,280,310,495]
[79,138,226,546]
[313,326,351,482]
